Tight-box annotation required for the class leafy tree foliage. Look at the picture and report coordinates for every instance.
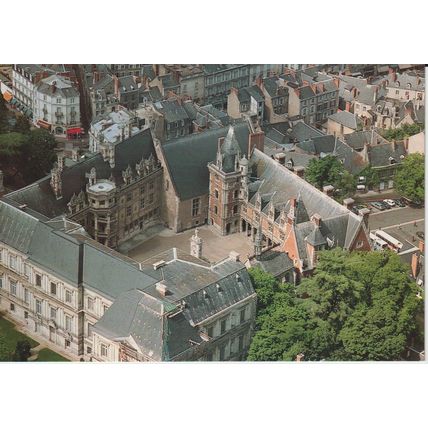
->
[0,336,12,361]
[357,165,380,190]
[394,153,424,204]
[0,127,57,185]
[13,115,31,134]
[12,340,32,361]
[382,123,424,142]
[0,94,10,133]
[247,249,422,361]
[305,155,356,200]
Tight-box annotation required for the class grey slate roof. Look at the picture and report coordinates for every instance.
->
[155,99,189,123]
[4,128,157,219]
[251,250,294,278]
[368,141,406,167]
[138,248,255,326]
[249,149,350,220]
[82,241,157,300]
[162,121,250,200]
[0,202,40,254]
[328,110,361,130]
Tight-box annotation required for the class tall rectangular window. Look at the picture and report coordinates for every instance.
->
[50,307,57,320]
[0,274,3,289]
[24,288,29,304]
[35,274,42,287]
[87,297,94,311]
[36,299,42,315]
[10,280,17,296]
[50,282,57,295]
[220,318,227,335]
[100,344,108,357]
[192,198,200,217]
[240,307,246,323]
[65,315,72,332]
[9,255,17,270]
[65,290,72,304]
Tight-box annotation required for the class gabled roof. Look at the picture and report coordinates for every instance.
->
[251,250,294,278]
[328,110,362,130]
[162,121,250,200]
[4,128,157,219]
[249,149,350,220]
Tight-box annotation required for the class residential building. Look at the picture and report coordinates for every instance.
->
[385,71,425,105]
[0,203,256,361]
[108,64,144,78]
[227,85,265,124]
[12,64,53,118]
[326,110,363,139]
[88,107,143,153]
[32,74,81,136]
[287,76,339,126]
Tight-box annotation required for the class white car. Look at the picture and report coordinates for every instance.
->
[383,199,395,208]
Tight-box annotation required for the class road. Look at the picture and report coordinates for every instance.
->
[368,206,425,230]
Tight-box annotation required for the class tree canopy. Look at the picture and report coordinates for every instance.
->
[382,123,424,142]
[247,249,423,361]
[305,155,356,200]
[394,153,425,204]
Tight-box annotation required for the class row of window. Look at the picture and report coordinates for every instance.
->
[1,249,75,306]
[205,306,248,339]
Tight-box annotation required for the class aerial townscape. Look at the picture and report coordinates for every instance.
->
[0,64,425,362]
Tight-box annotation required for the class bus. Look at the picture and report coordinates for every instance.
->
[370,230,403,252]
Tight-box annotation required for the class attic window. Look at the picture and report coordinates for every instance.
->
[203,290,208,299]
[407,83,412,89]
[216,283,222,292]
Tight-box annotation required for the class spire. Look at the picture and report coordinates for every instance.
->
[219,125,242,173]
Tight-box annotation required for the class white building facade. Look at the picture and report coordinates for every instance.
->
[32,75,81,136]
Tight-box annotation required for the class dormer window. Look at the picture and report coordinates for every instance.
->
[407,83,412,89]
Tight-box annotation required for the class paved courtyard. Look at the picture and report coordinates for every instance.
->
[127,225,254,263]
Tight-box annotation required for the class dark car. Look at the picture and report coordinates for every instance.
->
[394,199,406,208]
[370,201,385,211]
[416,231,425,240]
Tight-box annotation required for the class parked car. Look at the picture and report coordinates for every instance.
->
[416,231,425,240]
[370,201,385,211]
[383,199,396,208]
[394,199,406,207]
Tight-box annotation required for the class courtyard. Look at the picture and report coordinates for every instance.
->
[127,224,254,263]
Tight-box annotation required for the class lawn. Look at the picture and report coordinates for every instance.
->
[0,316,39,360]
[36,348,69,362]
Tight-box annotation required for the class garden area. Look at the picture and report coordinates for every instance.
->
[0,316,69,362]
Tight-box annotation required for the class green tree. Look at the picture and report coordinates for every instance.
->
[305,155,345,190]
[13,115,31,134]
[305,155,356,200]
[394,153,424,203]
[21,129,57,183]
[357,165,380,190]
[0,94,10,133]
[382,123,423,141]
[0,132,27,159]
[12,340,32,362]
[247,249,422,361]
[0,336,12,362]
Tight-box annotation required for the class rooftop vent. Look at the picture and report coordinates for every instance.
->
[216,283,222,292]
[18,204,27,211]
[229,251,240,262]
[153,260,166,270]
[203,290,208,298]
[156,281,168,297]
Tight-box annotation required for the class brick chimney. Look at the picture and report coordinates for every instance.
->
[293,166,305,178]
[343,198,355,210]
[323,185,334,196]
[359,208,370,228]
[248,131,265,155]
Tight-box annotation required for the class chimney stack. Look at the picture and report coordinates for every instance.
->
[156,281,168,297]
[293,166,305,178]
[343,198,355,211]
[248,131,265,155]
[323,185,335,196]
[359,208,370,228]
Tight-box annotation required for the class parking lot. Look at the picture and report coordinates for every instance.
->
[368,205,425,230]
